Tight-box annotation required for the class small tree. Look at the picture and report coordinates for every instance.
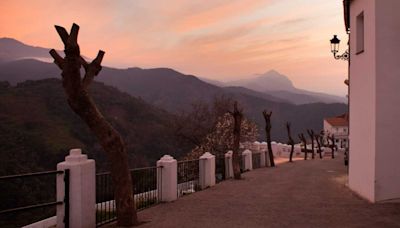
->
[185,113,258,159]
[315,134,323,159]
[307,129,315,159]
[299,133,308,160]
[174,96,233,152]
[175,97,258,159]
[328,134,336,159]
[230,102,243,179]
[286,122,295,162]
[49,24,138,226]
[263,110,275,167]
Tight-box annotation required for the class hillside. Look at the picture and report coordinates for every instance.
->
[0,38,52,62]
[0,79,192,175]
[0,38,348,143]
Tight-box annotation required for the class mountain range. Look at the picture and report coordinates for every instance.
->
[212,70,347,105]
[0,37,347,144]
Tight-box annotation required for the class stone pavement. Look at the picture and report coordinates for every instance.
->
[119,155,400,227]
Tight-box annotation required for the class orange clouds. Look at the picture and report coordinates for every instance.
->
[0,0,348,95]
[173,0,272,32]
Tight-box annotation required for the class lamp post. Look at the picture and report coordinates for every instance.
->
[330,35,349,61]
[330,34,350,168]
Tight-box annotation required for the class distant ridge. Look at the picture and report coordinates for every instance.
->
[225,70,346,105]
[0,37,52,62]
[0,38,347,141]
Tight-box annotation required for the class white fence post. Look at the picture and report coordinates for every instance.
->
[57,149,95,228]
[199,152,216,189]
[157,155,177,202]
[260,142,267,167]
[225,151,233,179]
[242,149,253,171]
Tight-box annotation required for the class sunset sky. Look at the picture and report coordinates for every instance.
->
[0,0,348,96]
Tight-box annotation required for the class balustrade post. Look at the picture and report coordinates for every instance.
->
[57,149,95,228]
[157,155,177,202]
[199,152,216,189]
[242,149,253,171]
[224,151,233,179]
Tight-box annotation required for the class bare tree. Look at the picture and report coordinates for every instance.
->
[328,134,336,159]
[49,24,138,226]
[229,101,243,179]
[286,122,295,162]
[307,129,315,159]
[263,110,275,167]
[174,97,258,159]
[299,133,308,160]
[315,134,323,159]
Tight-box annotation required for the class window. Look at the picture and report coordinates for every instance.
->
[356,12,364,54]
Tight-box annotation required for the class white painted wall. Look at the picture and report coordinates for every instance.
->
[323,120,348,137]
[349,0,400,202]
[348,0,377,202]
[374,0,400,202]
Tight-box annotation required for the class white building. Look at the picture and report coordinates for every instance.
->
[344,0,400,202]
[323,113,348,148]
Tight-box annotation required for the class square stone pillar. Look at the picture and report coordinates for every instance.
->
[199,152,216,189]
[224,151,233,179]
[157,155,177,202]
[242,149,253,171]
[260,152,266,167]
[253,141,261,152]
[57,149,95,228]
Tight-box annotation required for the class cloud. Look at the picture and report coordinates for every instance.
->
[0,0,348,95]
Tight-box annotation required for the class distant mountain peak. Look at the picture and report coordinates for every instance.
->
[249,69,295,91]
[263,69,280,75]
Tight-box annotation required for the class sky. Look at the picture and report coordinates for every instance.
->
[0,0,349,96]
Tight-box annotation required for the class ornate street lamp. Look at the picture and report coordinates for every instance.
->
[330,35,349,61]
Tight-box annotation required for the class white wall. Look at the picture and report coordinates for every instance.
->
[324,120,348,137]
[349,0,400,202]
[348,0,376,202]
[374,0,400,202]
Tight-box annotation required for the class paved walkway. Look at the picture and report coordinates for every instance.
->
[130,155,400,227]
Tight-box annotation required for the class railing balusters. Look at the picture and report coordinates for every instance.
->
[0,170,67,227]
[177,159,200,198]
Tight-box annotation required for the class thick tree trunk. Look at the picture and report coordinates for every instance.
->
[49,24,138,226]
[263,111,275,167]
[330,135,336,159]
[299,134,308,160]
[286,122,295,162]
[231,102,243,179]
[315,135,323,159]
[307,130,315,159]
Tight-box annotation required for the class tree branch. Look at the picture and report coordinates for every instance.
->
[68,23,79,44]
[49,49,64,70]
[83,50,105,88]
[55,25,69,45]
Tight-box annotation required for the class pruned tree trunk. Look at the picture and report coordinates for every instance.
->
[299,133,308,160]
[230,101,243,179]
[286,122,295,162]
[329,134,336,159]
[307,129,315,159]
[49,24,138,226]
[263,110,275,167]
[315,135,323,159]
